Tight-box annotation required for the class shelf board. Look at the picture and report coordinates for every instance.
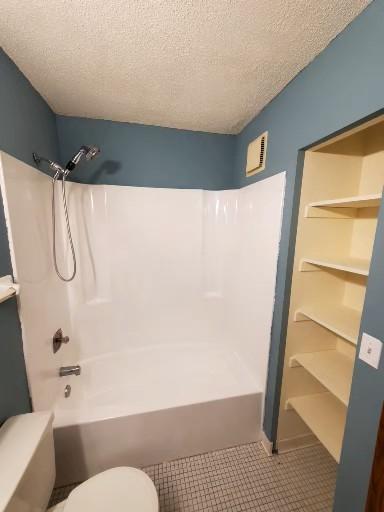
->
[286,393,347,462]
[290,350,354,405]
[305,193,382,218]
[294,304,361,345]
[300,257,370,276]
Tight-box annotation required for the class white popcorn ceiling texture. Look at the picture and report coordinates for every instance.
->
[0,0,370,134]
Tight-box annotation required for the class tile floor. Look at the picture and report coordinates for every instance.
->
[49,442,337,511]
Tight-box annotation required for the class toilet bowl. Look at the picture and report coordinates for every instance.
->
[48,467,158,512]
[0,412,158,512]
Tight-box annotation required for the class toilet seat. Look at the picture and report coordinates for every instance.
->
[62,467,158,512]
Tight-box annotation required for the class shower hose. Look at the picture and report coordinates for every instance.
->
[52,172,77,281]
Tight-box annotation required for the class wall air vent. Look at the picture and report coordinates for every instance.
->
[245,131,268,177]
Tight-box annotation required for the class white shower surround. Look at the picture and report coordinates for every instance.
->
[0,152,285,483]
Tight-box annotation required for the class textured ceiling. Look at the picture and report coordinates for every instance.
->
[0,0,370,134]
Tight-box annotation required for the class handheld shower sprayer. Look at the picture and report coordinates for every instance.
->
[65,145,100,173]
[32,145,100,282]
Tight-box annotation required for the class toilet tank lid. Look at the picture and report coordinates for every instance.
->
[0,411,54,512]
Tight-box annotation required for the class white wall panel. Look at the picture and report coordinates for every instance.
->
[224,173,286,390]
[0,152,76,410]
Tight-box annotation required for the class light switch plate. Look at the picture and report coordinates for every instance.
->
[359,332,383,369]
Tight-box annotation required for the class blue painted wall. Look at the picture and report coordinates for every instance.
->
[234,1,384,509]
[57,116,236,190]
[0,49,60,422]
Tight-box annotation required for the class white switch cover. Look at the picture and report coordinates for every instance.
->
[359,332,383,369]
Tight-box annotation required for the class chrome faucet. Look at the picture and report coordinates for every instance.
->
[59,365,81,377]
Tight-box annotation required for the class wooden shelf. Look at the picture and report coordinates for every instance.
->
[286,393,347,462]
[289,350,354,405]
[279,119,384,461]
[300,257,370,276]
[305,193,382,218]
[294,304,361,345]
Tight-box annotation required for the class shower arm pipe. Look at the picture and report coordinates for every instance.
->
[32,152,65,177]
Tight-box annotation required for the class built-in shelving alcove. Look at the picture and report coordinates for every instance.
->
[277,115,384,463]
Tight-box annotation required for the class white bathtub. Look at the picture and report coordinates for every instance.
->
[1,157,285,486]
[53,344,262,485]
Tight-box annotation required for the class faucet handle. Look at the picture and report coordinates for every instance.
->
[53,328,70,353]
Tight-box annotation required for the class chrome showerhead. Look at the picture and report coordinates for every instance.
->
[65,145,100,172]
[84,146,100,161]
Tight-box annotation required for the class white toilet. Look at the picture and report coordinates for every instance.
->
[0,412,159,512]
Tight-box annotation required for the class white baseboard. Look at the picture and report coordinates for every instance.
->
[277,432,319,454]
[260,430,274,456]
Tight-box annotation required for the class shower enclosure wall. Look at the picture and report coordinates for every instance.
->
[0,151,285,484]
